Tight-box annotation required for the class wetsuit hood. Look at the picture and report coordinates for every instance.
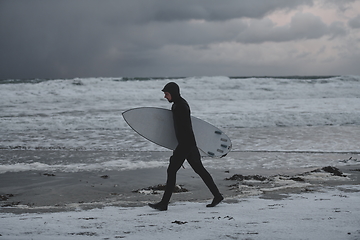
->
[162,82,181,102]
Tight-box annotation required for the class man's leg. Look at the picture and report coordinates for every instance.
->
[187,147,223,207]
[160,155,185,204]
[149,151,185,211]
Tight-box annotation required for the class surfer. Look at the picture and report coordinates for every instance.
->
[148,82,223,211]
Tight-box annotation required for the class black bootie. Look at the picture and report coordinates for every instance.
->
[206,195,224,207]
[148,202,168,211]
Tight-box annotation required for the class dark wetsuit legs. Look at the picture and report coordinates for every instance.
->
[161,146,221,204]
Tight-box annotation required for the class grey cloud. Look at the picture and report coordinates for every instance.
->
[348,15,360,29]
[149,0,314,22]
[235,12,345,44]
[79,11,345,53]
[323,0,357,12]
[0,0,356,79]
[328,22,347,38]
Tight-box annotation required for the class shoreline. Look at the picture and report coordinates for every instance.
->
[0,166,359,240]
[1,164,359,214]
[1,153,360,239]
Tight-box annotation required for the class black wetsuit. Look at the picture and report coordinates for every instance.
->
[160,83,221,205]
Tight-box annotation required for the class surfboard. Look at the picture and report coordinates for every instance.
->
[122,107,231,157]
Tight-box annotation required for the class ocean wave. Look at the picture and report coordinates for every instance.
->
[1,75,359,84]
[0,160,167,174]
[1,75,360,160]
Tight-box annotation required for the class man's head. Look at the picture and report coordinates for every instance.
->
[162,82,180,103]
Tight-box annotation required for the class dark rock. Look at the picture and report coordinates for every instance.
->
[322,166,345,177]
[43,173,56,177]
[225,174,268,181]
[0,194,14,201]
[2,201,20,207]
[290,177,305,182]
[225,174,245,181]
[172,220,187,225]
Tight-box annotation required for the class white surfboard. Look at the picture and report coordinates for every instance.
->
[122,107,231,157]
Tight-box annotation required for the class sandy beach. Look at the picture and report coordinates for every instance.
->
[1,151,360,239]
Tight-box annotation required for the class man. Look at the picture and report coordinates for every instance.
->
[148,82,223,211]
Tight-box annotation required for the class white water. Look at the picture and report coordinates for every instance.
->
[1,76,360,173]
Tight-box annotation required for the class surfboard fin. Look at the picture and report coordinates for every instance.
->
[207,151,215,156]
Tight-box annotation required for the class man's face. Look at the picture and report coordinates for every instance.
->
[164,92,172,102]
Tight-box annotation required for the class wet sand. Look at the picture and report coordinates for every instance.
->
[1,160,359,214]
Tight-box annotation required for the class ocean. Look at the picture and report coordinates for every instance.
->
[1,76,360,173]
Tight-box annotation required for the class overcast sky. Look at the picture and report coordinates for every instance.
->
[1,0,360,79]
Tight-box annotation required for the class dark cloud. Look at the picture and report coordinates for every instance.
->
[0,0,357,79]
[148,0,314,22]
[130,12,346,46]
[235,13,333,43]
[348,15,360,29]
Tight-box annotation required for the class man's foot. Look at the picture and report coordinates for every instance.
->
[206,195,224,207]
[148,202,168,211]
